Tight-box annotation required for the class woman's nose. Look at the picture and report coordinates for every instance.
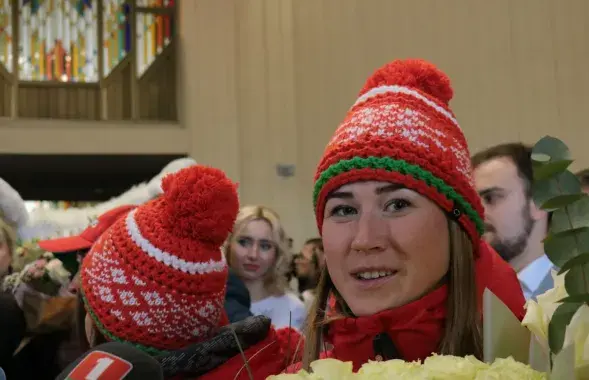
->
[350,211,387,253]
[246,244,260,259]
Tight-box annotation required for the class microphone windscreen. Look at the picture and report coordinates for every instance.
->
[0,294,26,366]
[55,342,163,380]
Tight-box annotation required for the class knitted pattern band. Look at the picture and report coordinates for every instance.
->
[313,59,484,247]
[80,165,239,354]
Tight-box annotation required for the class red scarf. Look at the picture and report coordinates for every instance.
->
[325,286,447,371]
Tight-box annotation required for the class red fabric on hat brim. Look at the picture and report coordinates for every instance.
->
[38,235,93,253]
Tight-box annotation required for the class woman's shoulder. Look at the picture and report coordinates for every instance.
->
[283,291,306,308]
[256,292,305,309]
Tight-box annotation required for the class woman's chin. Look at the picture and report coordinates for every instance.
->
[346,300,398,317]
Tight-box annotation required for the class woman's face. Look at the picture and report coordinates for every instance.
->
[230,219,278,282]
[294,254,314,278]
[322,181,450,316]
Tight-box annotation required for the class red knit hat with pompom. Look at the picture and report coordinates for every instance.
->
[313,59,484,247]
[80,165,239,355]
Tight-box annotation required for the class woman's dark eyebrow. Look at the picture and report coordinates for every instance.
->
[478,187,502,198]
[326,184,404,201]
[376,184,404,194]
[325,191,353,202]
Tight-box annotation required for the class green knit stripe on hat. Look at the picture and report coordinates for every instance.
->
[313,156,485,236]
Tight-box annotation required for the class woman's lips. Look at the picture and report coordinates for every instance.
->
[243,264,260,271]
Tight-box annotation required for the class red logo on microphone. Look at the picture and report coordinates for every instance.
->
[66,351,133,380]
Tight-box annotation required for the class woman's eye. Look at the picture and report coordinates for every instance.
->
[330,205,357,217]
[259,241,274,251]
[237,237,253,247]
[386,199,411,212]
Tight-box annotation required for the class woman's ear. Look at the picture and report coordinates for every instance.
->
[84,313,96,347]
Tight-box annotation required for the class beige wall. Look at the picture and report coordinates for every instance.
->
[2,0,589,249]
[181,0,589,249]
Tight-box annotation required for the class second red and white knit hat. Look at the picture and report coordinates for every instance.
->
[81,165,239,354]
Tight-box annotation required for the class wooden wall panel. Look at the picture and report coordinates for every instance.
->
[103,59,133,120]
[0,72,10,117]
[137,44,177,121]
[17,84,100,120]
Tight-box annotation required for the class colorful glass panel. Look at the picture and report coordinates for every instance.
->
[102,0,130,77]
[0,0,12,72]
[136,12,173,76]
[18,0,99,82]
[136,0,174,8]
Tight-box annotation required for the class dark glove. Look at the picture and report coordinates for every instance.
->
[155,315,271,378]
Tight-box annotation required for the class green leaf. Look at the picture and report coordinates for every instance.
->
[533,171,582,210]
[548,302,583,354]
[551,198,589,234]
[565,266,589,296]
[544,227,589,268]
[559,252,589,274]
[533,159,574,181]
[541,194,587,211]
[532,136,571,162]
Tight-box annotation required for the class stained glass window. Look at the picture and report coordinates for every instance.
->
[136,11,173,76]
[10,0,174,82]
[102,0,130,77]
[0,0,12,72]
[136,0,174,8]
[19,0,99,82]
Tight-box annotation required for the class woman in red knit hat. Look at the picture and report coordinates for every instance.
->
[78,165,304,380]
[79,166,241,354]
[160,59,527,379]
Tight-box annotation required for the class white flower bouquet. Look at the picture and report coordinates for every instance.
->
[2,251,77,334]
[10,238,48,272]
[269,355,545,380]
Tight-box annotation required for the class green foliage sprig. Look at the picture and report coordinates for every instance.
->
[531,136,589,355]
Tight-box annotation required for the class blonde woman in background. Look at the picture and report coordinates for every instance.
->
[226,205,306,330]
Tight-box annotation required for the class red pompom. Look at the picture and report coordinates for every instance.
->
[359,59,453,105]
[161,165,239,245]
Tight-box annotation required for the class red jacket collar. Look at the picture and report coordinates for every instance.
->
[326,285,447,370]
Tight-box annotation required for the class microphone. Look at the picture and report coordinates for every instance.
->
[55,342,163,380]
[0,294,26,367]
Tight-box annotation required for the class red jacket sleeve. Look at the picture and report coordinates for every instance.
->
[475,241,526,321]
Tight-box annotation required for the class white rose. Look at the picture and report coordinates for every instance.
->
[563,304,589,378]
[310,359,355,379]
[522,270,566,350]
[45,259,71,286]
[421,354,488,379]
[522,269,589,377]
